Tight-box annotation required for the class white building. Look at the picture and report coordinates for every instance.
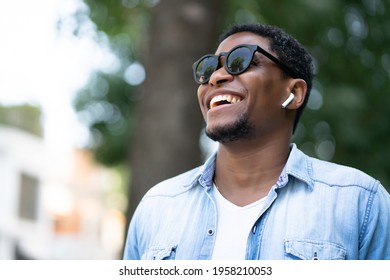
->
[0,125,126,259]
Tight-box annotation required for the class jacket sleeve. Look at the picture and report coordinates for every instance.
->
[359,182,390,260]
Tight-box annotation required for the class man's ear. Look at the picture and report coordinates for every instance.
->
[286,79,307,109]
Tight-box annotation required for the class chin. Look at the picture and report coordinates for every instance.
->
[205,113,255,143]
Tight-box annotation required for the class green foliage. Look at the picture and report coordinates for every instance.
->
[81,0,153,61]
[73,71,137,166]
[72,0,154,166]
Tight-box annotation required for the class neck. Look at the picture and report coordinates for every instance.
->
[213,136,291,206]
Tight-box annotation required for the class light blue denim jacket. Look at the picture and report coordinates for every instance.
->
[123,144,390,260]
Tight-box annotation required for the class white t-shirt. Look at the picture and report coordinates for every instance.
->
[211,184,267,260]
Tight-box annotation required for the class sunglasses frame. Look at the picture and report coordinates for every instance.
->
[193,44,296,84]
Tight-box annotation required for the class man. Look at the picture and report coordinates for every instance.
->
[123,23,390,260]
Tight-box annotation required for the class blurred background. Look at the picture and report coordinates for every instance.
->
[0,0,389,259]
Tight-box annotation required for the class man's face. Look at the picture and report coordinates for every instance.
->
[197,32,292,143]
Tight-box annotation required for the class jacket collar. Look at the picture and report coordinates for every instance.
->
[283,143,314,191]
[193,143,314,191]
[196,153,217,189]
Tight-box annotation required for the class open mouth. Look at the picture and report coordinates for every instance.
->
[209,94,243,109]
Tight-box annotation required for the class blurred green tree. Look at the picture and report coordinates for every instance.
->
[72,0,150,166]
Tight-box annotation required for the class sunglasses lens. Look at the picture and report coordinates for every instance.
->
[194,46,255,84]
[226,47,252,74]
[195,56,218,84]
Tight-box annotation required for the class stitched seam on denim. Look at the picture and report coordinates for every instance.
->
[311,179,378,192]
[359,181,378,245]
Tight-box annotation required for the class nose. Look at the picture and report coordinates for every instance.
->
[208,59,234,86]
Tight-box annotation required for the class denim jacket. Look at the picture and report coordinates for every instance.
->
[123,144,390,260]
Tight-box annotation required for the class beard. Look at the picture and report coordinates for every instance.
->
[205,113,255,143]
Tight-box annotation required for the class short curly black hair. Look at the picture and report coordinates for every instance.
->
[219,23,314,132]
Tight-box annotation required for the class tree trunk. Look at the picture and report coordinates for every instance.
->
[126,0,225,230]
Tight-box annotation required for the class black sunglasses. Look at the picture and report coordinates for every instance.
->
[193,44,296,84]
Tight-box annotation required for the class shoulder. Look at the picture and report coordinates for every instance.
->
[289,144,381,192]
[143,153,217,198]
[309,156,379,191]
[143,165,203,198]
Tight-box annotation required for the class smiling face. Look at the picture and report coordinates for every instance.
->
[197,32,295,144]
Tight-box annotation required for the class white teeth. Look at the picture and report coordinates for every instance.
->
[210,94,242,108]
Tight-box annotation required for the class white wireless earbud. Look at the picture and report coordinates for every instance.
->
[281,92,295,108]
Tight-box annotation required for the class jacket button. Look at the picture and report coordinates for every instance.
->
[207,229,214,236]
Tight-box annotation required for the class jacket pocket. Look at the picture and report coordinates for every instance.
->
[141,245,178,260]
[285,239,347,260]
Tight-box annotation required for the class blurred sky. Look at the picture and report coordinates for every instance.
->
[0,0,116,159]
